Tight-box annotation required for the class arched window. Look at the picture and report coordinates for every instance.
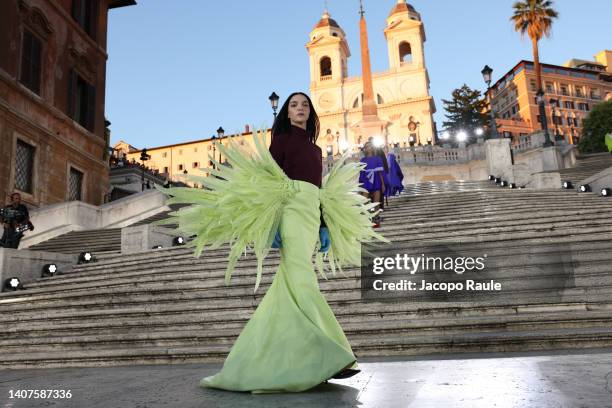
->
[399,41,412,64]
[320,56,332,77]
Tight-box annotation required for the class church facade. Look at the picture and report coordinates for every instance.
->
[307,1,436,155]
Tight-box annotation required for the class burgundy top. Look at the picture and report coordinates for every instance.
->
[269,125,323,187]
[269,125,326,227]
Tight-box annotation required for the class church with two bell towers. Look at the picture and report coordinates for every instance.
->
[307,1,437,154]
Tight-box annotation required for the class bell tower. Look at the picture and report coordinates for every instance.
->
[307,10,350,114]
[384,0,427,71]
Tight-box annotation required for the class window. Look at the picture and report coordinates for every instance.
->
[399,41,412,64]
[72,0,99,39]
[320,56,332,77]
[590,89,601,100]
[163,166,168,173]
[578,103,590,111]
[553,116,563,126]
[567,117,576,127]
[162,152,167,158]
[68,167,83,201]
[575,87,583,98]
[560,85,569,96]
[564,101,575,109]
[14,140,35,194]
[19,30,42,95]
[530,80,537,92]
[68,70,96,131]
[503,131,513,138]
[545,82,554,93]
[192,162,199,168]
[178,164,183,171]
[178,149,183,155]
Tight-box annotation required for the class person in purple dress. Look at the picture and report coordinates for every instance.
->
[385,151,404,196]
[374,147,391,211]
[358,142,385,227]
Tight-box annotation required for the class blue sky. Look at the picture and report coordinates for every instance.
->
[106,0,612,148]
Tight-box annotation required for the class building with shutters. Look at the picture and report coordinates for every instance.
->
[0,0,136,208]
[488,50,612,145]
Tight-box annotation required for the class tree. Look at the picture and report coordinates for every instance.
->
[511,0,559,93]
[441,84,488,143]
[578,100,612,153]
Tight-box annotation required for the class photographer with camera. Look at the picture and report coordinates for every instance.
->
[0,192,33,249]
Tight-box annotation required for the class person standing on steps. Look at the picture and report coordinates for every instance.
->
[359,142,386,228]
[0,192,33,249]
[155,92,387,394]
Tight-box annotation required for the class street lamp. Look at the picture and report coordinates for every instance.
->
[481,65,499,139]
[269,92,280,122]
[456,131,468,143]
[210,135,217,170]
[217,126,224,164]
[139,148,150,192]
[537,90,553,147]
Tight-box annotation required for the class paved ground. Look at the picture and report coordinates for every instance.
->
[1,348,611,408]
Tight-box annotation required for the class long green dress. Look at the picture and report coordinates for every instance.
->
[155,128,387,393]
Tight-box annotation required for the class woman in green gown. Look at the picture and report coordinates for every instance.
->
[156,92,387,393]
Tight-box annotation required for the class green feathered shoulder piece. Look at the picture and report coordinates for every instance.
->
[153,126,389,292]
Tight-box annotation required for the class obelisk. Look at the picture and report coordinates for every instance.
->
[352,0,388,143]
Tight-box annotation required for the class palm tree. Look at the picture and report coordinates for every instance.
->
[511,0,559,93]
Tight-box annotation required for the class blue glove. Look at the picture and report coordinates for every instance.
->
[319,227,330,253]
[271,229,282,249]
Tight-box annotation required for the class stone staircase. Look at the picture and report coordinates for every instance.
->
[26,228,123,255]
[558,152,612,186]
[1,184,612,369]
[401,180,497,195]
[24,204,188,254]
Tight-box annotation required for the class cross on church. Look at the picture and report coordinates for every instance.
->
[359,0,364,16]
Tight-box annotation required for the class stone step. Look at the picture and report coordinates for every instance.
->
[1,308,610,353]
[11,242,612,297]
[4,301,610,340]
[3,276,612,325]
[16,252,612,299]
[2,326,612,369]
[15,237,612,294]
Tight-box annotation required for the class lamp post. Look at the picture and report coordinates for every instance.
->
[210,135,217,170]
[269,92,279,122]
[139,148,150,192]
[537,90,553,147]
[481,65,499,139]
[217,126,224,165]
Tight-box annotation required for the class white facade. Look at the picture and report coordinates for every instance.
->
[307,2,436,155]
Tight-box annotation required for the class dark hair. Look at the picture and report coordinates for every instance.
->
[375,147,389,173]
[10,192,20,199]
[271,92,320,144]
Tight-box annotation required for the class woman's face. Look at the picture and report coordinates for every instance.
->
[287,94,310,128]
[363,143,374,155]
